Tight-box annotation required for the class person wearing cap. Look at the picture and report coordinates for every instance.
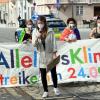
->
[60,18,81,42]
[89,16,100,39]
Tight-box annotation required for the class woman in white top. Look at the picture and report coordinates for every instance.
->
[32,16,60,98]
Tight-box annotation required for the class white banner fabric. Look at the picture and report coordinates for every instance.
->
[0,43,39,87]
[47,39,100,85]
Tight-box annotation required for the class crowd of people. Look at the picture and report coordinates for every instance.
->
[19,16,100,44]
[18,15,100,98]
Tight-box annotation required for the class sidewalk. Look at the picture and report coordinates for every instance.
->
[0,24,7,27]
[23,82,100,100]
[0,24,18,28]
[1,82,100,100]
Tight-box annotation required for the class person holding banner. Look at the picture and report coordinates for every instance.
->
[22,19,34,43]
[32,16,60,98]
[60,18,81,42]
[89,16,100,39]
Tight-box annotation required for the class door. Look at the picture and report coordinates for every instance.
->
[94,6,100,16]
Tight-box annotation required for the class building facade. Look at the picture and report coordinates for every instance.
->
[36,0,100,25]
[0,0,35,26]
[34,0,50,15]
[0,0,9,24]
[0,0,100,26]
[0,0,18,26]
[16,0,36,20]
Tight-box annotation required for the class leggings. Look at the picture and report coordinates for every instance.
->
[40,67,57,92]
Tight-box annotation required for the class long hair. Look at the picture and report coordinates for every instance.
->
[96,16,100,27]
[26,19,33,25]
[36,15,48,36]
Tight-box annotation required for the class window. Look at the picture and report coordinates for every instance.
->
[76,6,83,16]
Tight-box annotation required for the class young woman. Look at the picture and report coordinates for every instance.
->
[60,18,81,42]
[89,16,100,39]
[32,16,60,98]
[22,19,34,43]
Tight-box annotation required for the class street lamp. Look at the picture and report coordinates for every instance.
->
[32,0,36,17]
[56,0,60,10]
[70,0,74,18]
[25,0,27,19]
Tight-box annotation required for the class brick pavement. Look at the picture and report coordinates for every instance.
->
[23,82,100,100]
[1,82,100,100]
[0,87,33,100]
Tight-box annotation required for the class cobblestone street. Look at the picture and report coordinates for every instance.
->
[1,82,100,100]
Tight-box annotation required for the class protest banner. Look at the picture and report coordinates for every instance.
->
[47,39,100,85]
[0,43,39,87]
[1,39,100,87]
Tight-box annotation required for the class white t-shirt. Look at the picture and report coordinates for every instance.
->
[68,33,76,40]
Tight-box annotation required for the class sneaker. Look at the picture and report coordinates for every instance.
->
[42,92,48,98]
[54,88,61,96]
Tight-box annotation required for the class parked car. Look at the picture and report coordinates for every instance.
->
[31,13,66,39]
[31,14,54,21]
[46,18,66,39]
[15,15,66,42]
